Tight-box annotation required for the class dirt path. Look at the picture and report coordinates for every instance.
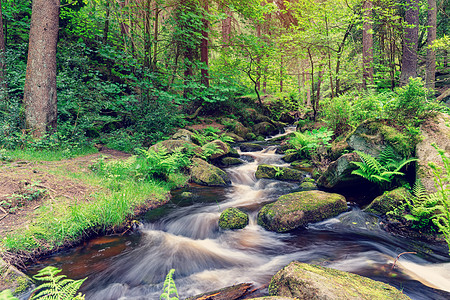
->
[0,149,131,239]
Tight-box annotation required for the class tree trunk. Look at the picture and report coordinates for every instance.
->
[0,0,7,100]
[152,0,159,71]
[102,0,110,44]
[200,0,209,87]
[280,56,283,93]
[305,72,311,106]
[221,6,232,46]
[425,0,436,90]
[362,0,374,89]
[23,0,60,138]
[400,0,419,86]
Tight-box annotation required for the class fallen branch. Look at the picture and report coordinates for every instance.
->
[391,251,417,270]
[436,87,450,102]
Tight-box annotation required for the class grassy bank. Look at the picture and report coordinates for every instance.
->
[0,149,177,267]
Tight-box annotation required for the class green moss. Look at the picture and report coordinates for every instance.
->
[364,187,411,215]
[221,157,243,166]
[255,165,304,181]
[219,207,249,229]
[190,158,231,186]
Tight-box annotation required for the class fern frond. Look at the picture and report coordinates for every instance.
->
[160,269,179,300]
[378,146,398,165]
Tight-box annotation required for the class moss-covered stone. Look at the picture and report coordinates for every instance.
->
[245,132,257,141]
[346,120,415,158]
[225,132,245,142]
[219,207,249,229]
[364,187,411,215]
[0,259,32,295]
[299,181,317,190]
[291,160,313,172]
[240,143,263,152]
[171,129,194,142]
[281,153,299,163]
[269,261,411,299]
[253,122,278,137]
[203,139,230,160]
[190,158,231,186]
[221,157,244,166]
[233,122,250,139]
[257,190,347,232]
[255,165,305,182]
[317,153,363,189]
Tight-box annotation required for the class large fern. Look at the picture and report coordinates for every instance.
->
[160,269,179,300]
[30,266,86,300]
[351,147,417,189]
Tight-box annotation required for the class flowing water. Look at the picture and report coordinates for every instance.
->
[27,142,450,300]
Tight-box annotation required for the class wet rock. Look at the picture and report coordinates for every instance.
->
[269,261,411,299]
[189,158,231,186]
[240,108,272,126]
[225,132,245,142]
[150,139,201,155]
[255,165,305,182]
[221,157,244,166]
[416,113,450,193]
[279,111,296,124]
[240,143,263,152]
[0,258,32,295]
[228,147,240,158]
[203,139,230,160]
[346,120,415,158]
[253,122,278,137]
[364,187,411,215]
[257,190,347,232]
[219,207,249,230]
[245,132,257,141]
[317,152,363,189]
[299,181,317,190]
[291,160,313,172]
[281,153,299,163]
[171,129,194,142]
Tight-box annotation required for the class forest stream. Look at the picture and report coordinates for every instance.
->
[26,135,450,300]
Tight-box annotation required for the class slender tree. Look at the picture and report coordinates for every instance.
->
[0,0,7,100]
[23,0,60,137]
[362,0,374,89]
[400,0,419,86]
[426,0,437,90]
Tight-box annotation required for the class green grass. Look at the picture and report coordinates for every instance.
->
[3,146,98,161]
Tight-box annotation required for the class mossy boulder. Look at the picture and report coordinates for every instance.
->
[317,153,363,189]
[281,153,299,163]
[0,258,32,295]
[189,158,231,186]
[416,113,450,193]
[253,122,278,137]
[255,165,305,182]
[225,132,244,142]
[221,157,244,166]
[233,122,250,139]
[257,190,347,232]
[204,139,230,160]
[364,187,412,215]
[240,108,272,126]
[150,139,201,155]
[240,143,263,152]
[291,160,313,172]
[346,120,415,158]
[218,207,249,229]
[171,129,194,142]
[299,181,317,190]
[268,261,411,300]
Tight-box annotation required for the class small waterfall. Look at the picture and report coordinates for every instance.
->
[26,143,450,300]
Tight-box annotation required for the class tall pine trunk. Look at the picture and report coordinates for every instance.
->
[400,0,419,86]
[23,0,60,138]
[362,0,374,89]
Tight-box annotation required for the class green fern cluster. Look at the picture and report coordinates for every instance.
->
[287,127,333,159]
[160,269,179,300]
[351,147,417,189]
[191,126,234,146]
[30,266,86,300]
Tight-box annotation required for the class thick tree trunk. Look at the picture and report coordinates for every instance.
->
[400,0,419,86]
[425,0,436,90]
[362,0,374,89]
[0,0,7,100]
[221,6,232,46]
[23,0,60,138]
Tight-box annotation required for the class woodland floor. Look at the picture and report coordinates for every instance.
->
[0,149,131,239]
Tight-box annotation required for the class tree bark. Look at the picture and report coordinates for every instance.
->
[221,6,232,46]
[425,0,436,90]
[200,0,209,87]
[400,0,419,86]
[0,0,7,100]
[362,0,374,89]
[23,0,60,138]
[102,0,110,44]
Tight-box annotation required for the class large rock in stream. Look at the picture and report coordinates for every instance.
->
[189,158,231,186]
[268,261,411,299]
[317,152,363,189]
[364,187,412,215]
[416,113,450,193]
[255,164,305,182]
[219,207,249,230]
[257,190,347,232]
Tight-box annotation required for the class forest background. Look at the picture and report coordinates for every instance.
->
[0,0,449,153]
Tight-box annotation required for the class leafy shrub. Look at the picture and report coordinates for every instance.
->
[287,127,333,159]
[191,126,234,146]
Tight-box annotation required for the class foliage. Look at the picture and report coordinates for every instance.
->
[287,127,333,159]
[0,289,18,300]
[351,147,417,189]
[1,181,46,214]
[30,266,86,300]
[191,126,234,146]
[160,269,179,300]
